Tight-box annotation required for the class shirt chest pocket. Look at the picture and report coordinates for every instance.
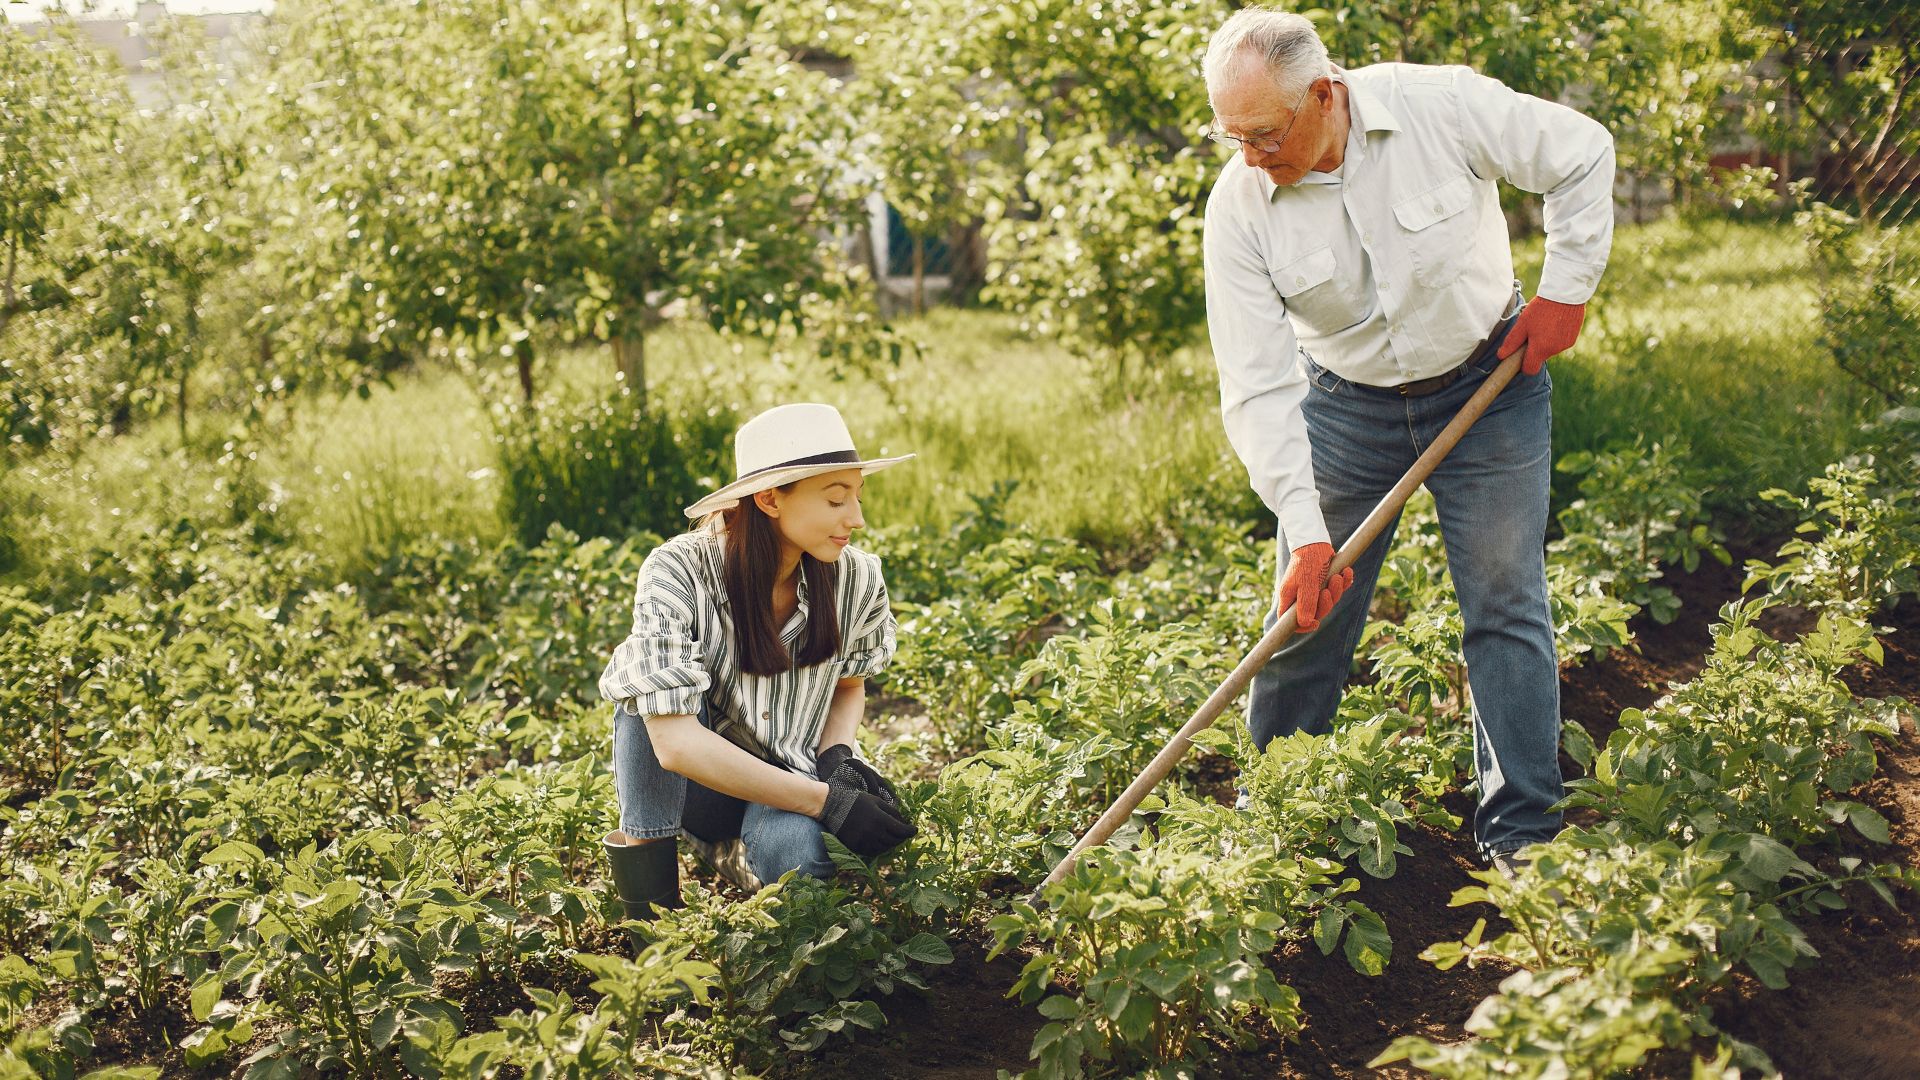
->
[1270,246,1353,336]
[1393,173,1476,289]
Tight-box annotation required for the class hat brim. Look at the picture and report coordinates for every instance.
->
[682,454,916,520]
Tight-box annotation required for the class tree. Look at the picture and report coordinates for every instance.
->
[252,0,884,403]
[0,15,127,346]
[1731,0,1919,225]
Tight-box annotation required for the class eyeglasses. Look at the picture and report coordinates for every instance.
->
[1205,81,1313,156]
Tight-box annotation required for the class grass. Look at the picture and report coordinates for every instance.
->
[1518,215,1879,526]
[1,215,1888,591]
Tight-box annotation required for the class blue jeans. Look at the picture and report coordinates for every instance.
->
[1245,312,1563,860]
[613,703,837,883]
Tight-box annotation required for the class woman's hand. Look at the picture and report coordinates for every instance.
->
[814,760,915,856]
[815,743,900,808]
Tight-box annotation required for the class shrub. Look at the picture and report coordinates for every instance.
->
[492,388,734,547]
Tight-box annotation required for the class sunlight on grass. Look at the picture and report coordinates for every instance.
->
[4,216,1881,589]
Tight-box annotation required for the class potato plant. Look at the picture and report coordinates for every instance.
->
[1388,466,1920,1077]
[1564,600,1903,850]
[989,839,1311,1079]
[1550,440,1730,624]
[9,425,1917,1080]
[1745,458,1920,617]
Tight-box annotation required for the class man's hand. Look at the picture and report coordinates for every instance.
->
[1496,297,1586,376]
[815,743,898,809]
[1278,542,1353,632]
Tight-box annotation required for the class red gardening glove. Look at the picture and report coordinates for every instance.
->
[1278,542,1353,632]
[1496,297,1586,376]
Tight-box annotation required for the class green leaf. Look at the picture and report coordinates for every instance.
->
[1847,804,1892,844]
[1037,994,1081,1020]
[900,932,954,966]
[1730,833,1808,883]
[201,841,267,868]
[1341,903,1391,976]
[1312,905,1344,956]
[189,974,223,1022]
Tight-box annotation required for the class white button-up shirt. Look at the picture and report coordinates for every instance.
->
[1203,62,1615,550]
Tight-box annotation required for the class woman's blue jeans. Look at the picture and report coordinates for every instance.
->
[1246,318,1564,860]
[613,703,837,883]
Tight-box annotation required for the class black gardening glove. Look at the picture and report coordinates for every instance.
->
[814,762,915,858]
[815,743,900,809]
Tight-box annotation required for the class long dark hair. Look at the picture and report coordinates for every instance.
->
[720,486,840,675]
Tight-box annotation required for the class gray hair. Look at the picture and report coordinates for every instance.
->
[1203,8,1330,100]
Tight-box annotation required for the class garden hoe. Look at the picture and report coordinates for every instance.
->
[1038,347,1529,895]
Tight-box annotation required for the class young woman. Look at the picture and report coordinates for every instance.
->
[598,402,916,925]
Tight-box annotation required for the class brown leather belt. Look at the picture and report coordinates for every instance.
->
[1392,333,1496,397]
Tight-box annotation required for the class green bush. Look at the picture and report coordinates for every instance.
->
[1801,200,1920,408]
[492,388,734,547]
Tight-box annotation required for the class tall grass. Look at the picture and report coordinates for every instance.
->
[1516,216,1878,526]
[1,216,1882,590]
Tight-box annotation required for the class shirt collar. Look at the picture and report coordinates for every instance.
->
[1256,69,1402,199]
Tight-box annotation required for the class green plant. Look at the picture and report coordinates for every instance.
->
[886,533,1103,750]
[400,947,729,1079]
[1549,440,1730,624]
[1567,600,1904,849]
[1745,458,1920,616]
[644,875,952,1069]
[491,387,730,548]
[190,833,471,1078]
[989,838,1308,1079]
[1012,604,1224,802]
[1373,964,1707,1080]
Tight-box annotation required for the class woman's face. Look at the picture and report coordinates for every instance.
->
[756,468,867,564]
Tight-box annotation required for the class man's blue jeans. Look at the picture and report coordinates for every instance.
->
[613,703,837,884]
[1246,325,1563,860]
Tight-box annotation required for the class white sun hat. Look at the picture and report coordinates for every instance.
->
[682,403,915,520]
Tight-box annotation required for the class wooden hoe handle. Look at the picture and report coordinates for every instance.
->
[1038,350,1525,891]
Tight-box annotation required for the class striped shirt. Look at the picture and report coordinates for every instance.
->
[597,522,897,777]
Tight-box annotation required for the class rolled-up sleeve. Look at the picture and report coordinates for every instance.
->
[1204,184,1328,551]
[838,568,897,681]
[598,545,711,717]
[1454,68,1614,305]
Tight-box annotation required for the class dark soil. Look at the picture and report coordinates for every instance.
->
[808,548,1920,1078]
[1236,789,1516,1079]
[1707,594,1920,1080]
[792,937,1045,1079]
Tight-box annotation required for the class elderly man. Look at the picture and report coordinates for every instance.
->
[1200,8,1614,872]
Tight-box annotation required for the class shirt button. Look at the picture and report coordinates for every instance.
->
[1294,275,1306,285]
[1433,202,1444,213]
[761,710,771,721]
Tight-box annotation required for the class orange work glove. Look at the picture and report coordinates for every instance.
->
[1495,296,1586,376]
[1278,541,1353,632]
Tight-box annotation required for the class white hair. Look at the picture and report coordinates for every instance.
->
[1203,8,1330,100]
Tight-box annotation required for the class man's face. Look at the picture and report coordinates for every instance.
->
[1210,67,1328,188]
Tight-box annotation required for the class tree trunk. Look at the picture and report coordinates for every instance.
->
[516,340,535,403]
[614,329,647,404]
[1852,149,1879,226]
[912,234,926,315]
[852,222,888,315]
[0,235,15,342]
[177,363,189,447]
